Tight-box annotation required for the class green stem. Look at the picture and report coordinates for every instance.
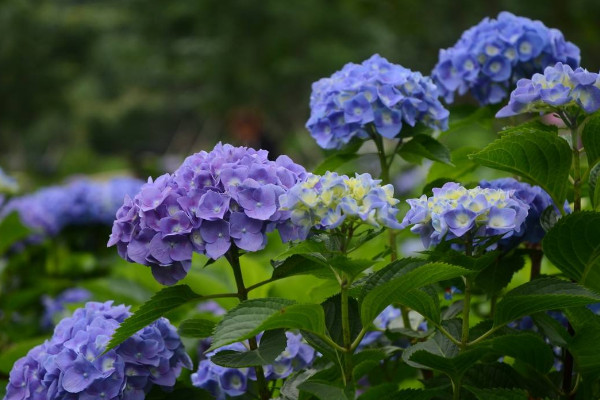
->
[571,121,582,212]
[461,238,473,347]
[371,129,412,331]
[226,249,271,400]
[340,277,353,386]
[461,277,472,347]
[452,378,461,400]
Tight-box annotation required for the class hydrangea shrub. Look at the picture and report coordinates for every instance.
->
[432,11,580,105]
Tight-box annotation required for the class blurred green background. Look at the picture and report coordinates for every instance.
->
[2,0,600,182]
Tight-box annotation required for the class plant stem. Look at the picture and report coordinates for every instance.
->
[571,120,582,212]
[452,378,461,400]
[461,238,473,347]
[226,249,270,400]
[371,129,412,330]
[340,277,353,385]
[561,116,580,399]
[527,244,543,280]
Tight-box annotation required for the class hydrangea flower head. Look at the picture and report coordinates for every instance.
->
[41,288,92,330]
[0,177,143,243]
[400,182,529,248]
[432,12,580,105]
[279,171,402,239]
[191,332,316,399]
[307,54,449,149]
[4,301,192,400]
[108,143,307,285]
[496,62,600,117]
[480,178,568,247]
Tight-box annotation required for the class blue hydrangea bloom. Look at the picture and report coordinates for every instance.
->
[400,182,529,248]
[191,332,316,399]
[3,301,192,400]
[479,178,568,247]
[108,143,307,285]
[432,12,580,105]
[279,171,402,239]
[41,288,92,330]
[0,177,143,244]
[496,62,600,117]
[306,54,449,149]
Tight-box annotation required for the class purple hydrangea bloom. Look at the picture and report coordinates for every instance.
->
[496,62,600,117]
[191,332,316,399]
[0,177,143,244]
[279,172,402,240]
[3,301,192,400]
[108,143,307,285]
[432,12,580,105]
[41,288,92,330]
[307,54,449,149]
[479,178,569,247]
[400,182,529,249]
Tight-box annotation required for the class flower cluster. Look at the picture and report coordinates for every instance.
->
[192,332,316,399]
[432,12,580,105]
[400,182,529,248]
[41,288,92,330]
[479,178,567,247]
[4,301,192,400]
[496,62,600,117]
[108,143,307,285]
[0,177,143,243]
[279,172,402,239]
[306,54,449,150]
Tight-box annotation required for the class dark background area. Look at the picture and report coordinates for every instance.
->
[2,0,599,184]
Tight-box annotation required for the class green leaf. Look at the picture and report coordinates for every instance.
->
[399,134,453,165]
[493,277,600,327]
[211,329,286,368]
[427,146,480,184]
[210,298,326,350]
[178,318,216,338]
[322,294,362,346]
[470,126,571,205]
[314,138,363,175]
[403,326,488,381]
[486,332,554,373]
[329,257,375,281]
[582,113,600,169]
[358,258,427,302]
[542,211,600,290]
[531,313,570,347]
[360,262,471,326]
[463,362,525,390]
[464,386,528,400]
[314,153,360,175]
[590,163,600,210]
[570,323,600,378]
[105,285,202,352]
[0,212,30,255]
[474,252,525,295]
[358,386,449,400]
[298,380,352,400]
[352,349,386,381]
[270,254,335,281]
[280,370,317,400]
